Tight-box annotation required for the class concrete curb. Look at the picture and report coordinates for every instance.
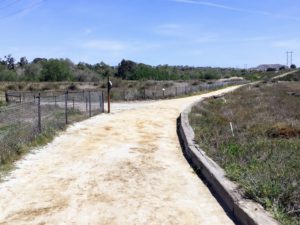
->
[177,97,280,225]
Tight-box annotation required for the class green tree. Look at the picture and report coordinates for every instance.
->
[24,63,42,81]
[0,58,6,66]
[18,57,28,68]
[77,62,87,70]
[41,59,74,81]
[266,68,276,72]
[117,59,136,79]
[4,54,15,70]
[279,66,286,71]
[94,61,113,77]
[33,58,47,64]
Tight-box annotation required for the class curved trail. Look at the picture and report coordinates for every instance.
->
[0,86,240,225]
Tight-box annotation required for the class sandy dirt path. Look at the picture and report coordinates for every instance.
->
[0,86,241,225]
[271,69,298,80]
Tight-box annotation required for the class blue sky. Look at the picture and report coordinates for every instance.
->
[0,0,299,67]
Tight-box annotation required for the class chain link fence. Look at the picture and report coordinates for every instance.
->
[0,90,104,165]
[5,80,247,103]
[1,79,247,165]
[103,80,248,101]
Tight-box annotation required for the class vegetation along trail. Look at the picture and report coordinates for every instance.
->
[0,86,241,225]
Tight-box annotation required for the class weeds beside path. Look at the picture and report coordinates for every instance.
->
[190,81,300,225]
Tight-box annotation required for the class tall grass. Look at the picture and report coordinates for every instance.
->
[189,82,300,225]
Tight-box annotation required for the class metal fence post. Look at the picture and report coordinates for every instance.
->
[86,96,88,114]
[72,97,75,110]
[37,93,42,133]
[102,91,105,113]
[65,91,68,124]
[89,91,91,117]
[5,91,9,103]
[99,94,102,112]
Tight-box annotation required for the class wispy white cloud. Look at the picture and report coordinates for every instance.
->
[82,39,164,53]
[193,35,272,44]
[185,49,204,55]
[154,22,276,47]
[271,40,300,49]
[154,23,183,36]
[172,0,247,12]
[194,34,218,43]
[170,0,300,21]
[158,24,182,30]
[78,39,166,64]
[154,22,272,44]
[0,0,45,19]
[18,0,45,17]
[84,28,93,35]
[82,40,127,51]
[154,23,219,43]
[217,36,273,44]
[238,36,271,42]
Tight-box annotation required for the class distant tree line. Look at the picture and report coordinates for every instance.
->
[0,55,278,82]
[0,55,114,82]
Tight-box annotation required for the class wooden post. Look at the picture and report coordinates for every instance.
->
[107,75,111,113]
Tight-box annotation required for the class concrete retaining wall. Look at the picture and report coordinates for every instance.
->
[177,99,280,225]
